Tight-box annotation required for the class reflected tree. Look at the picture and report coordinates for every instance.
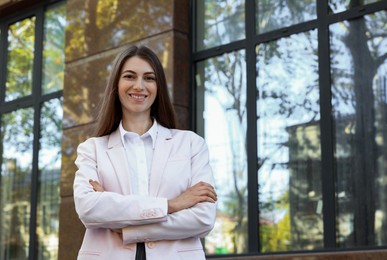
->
[331,8,387,246]
[65,0,174,127]
[203,51,247,253]
[204,0,387,253]
[257,0,387,249]
[257,30,320,251]
[0,4,66,260]
[6,18,35,101]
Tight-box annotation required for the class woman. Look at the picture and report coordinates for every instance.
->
[73,45,217,260]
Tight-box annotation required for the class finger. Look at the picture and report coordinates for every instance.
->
[192,182,215,192]
[89,179,97,191]
[89,179,104,192]
[194,181,212,188]
[200,195,216,203]
[207,190,217,201]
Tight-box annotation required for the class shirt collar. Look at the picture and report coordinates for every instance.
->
[119,119,158,149]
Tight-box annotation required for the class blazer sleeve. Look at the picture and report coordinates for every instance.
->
[73,138,168,229]
[122,133,217,243]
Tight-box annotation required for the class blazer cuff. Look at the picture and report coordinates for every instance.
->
[122,198,168,244]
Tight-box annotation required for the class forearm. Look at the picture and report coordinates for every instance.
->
[74,186,168,229]
[122,201,217,244]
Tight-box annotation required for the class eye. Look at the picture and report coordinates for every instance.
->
[123,74,135,79]
[145,75,156,81]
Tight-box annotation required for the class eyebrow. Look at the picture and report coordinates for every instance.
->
[121,70,155,75]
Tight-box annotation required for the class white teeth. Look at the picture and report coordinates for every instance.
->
[130,94,146,100]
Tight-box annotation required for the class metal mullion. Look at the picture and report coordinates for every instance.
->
[28,6,44,260]
[327,1,387,24]
[188,0,193,130]
[245,0,259,254]
[0,18,4,255]
[317,0,337,249]
[40,89,63,102]
[190,0,199,131]
[252,20,318,45]
[0,83,61,115]
[0,22,7,105]
[0,97,34,113]
[192,39,246,62]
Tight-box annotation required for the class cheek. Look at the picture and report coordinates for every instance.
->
[150,84,157,96]
[118,83,127,97]
[150,88,157,103]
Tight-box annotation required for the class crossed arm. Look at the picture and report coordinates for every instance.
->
[89,179,217,214]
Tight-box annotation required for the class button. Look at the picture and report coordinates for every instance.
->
[147,242,155,249]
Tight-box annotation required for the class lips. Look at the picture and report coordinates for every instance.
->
[129,94,147,101]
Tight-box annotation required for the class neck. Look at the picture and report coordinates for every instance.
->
[122,115,153,135]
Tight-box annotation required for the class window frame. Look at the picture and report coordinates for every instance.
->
[191,0,387,255]
[0,1,64,259]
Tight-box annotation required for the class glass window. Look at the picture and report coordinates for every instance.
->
[42,5,66,94]
[196,50,247,254]
[0,108,34,260]
[196,0,245,51]
[193,0,387,256]
[330,10,387,247]
[0,2,65,260]
[256,30,322,252]
[6,17,35,102]
[256,0,317,34]
[329,0,383,13]
[37,98,63,259]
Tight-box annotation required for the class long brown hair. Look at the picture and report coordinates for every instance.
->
[94,45,177,137]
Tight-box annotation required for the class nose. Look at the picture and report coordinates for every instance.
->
[133,78,145,90]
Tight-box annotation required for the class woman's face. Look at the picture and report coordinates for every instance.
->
[118,56,157,118]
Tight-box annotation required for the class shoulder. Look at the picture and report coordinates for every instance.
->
[77,135,110,152]
[157,124,207,145]
[77,128,120,150]
[169,129,207,151]
[158,124,203,141]
[171,129,203,140]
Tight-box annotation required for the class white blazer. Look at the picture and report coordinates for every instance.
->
[73,124,217,260]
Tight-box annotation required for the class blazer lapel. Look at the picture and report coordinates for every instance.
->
[106,129,132,195]
[149,125,173,196]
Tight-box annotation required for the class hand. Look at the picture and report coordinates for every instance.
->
[89,179,104,192]
[168,181,217,214]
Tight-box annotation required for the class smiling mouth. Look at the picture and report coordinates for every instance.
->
[129,94,147,100]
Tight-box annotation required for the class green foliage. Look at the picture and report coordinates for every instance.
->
[6,17,36,101]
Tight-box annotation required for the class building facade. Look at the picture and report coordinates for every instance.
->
[0,0,387,259]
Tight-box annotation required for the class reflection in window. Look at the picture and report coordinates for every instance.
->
[196,0,245,51]
[256,30,322,252]
[329,0,382,13]
[6,17,35,102]
[0,108,34,260]
[37,98,63,259]
[0,2,65,259]
[42,5,66,94]
[330,11,387,247]
[256,0,316,34]
[196,50,247,254]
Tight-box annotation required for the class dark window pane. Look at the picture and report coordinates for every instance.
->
[196,50,247,254]
[196,0,245,51]
[256,30,322,252]
[37,98,63,260]
[6,17,35,101]
[330,11,387,247]
[256,0,316,34]
[0,108,34,260]
[329,0,383,13]
[42,4,66,94]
